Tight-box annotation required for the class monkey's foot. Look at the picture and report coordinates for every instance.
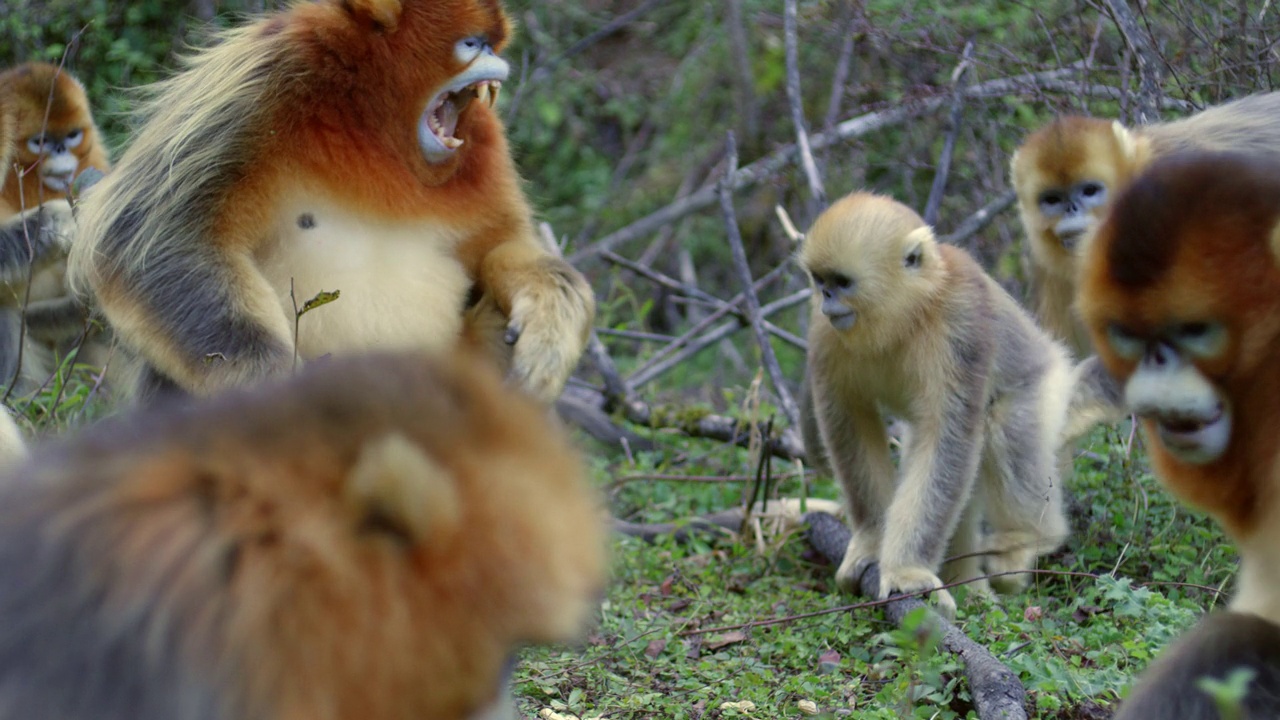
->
[505,265,594,403]
[833,532,879,593]
[983,529,1062,593]
[879,565,956,620]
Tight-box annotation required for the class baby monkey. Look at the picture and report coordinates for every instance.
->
[0,349,607,720]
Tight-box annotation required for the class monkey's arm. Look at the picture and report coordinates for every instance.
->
[821,399,896,592]
[0,200,74,288]
[878,390,986,617]
[23,296,90,345]
[98,246,294,395]
[475,239,594,403]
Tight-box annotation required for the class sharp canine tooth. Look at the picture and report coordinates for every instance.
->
[443,137,463,149]
[490,80,501,107]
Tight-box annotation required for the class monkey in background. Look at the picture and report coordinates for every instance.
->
[798,192,1121,618]
[70,0,594,405]
[0,62,111,392]
[1077,151,1280,716]
[0,348,607,720]
[1011,92,1280,356]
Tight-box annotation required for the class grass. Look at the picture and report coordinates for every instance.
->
[512,421,1234,719]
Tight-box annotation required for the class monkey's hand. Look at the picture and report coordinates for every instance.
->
[0,200,76,287]
[878,565,957,620]
[502,260,595,404]
[834,530,880,593]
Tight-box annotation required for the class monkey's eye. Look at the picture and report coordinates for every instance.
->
[1172,321,1226,359]
[25,136,46,154]
[1079,181,1104,198]
[63,129,83,148]
[1107,324,1144,361]
[455,36,490,63]
[1038,191,1065,212]
[831,273,853,289]
[904,250,922,268]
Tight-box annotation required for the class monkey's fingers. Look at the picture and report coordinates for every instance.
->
[878,566,956,620]
[505,275,593,404]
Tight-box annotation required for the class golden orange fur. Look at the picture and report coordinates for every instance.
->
[70,0,593,403]
[0,62,108,216]
[1078,151,1280,623]
[0,349,607,719]
[1012,92,1280,356]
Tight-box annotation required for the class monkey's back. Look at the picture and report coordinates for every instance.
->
[1145,91,1280,160]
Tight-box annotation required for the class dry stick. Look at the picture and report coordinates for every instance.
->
[718,133,801,430]
[820,6,859,152]
[570,66,1083,263]
[805,512,1028,720]
[939,189,1017,247]
[628,289,812,391]
[783,0,827,217]
[923,42,974,227]
[1028,80,1190,112]
[624,261,791,388]
[1103,0,1163,124]
[601,250,801,348]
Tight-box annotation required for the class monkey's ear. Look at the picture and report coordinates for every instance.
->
[342,0,402,31]
[346,433,459,544]
[903,226,934,268]
[1110,121,1142,165]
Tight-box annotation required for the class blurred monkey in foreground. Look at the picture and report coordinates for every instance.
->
[1079,151,1280,716]
[1011,92,1280,355]
[0,349,607,720]
[70,0,593,404]
[798,192,1120,618]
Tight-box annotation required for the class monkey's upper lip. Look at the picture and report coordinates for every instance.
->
[419,76,504,164]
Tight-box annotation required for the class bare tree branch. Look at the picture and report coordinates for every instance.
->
[939,189,1018,247]
[570,66,1087,264]
[718,133,801,430]
[1103,0,1164,124]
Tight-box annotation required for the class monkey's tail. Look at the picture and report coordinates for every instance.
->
[1062,355,1126,444]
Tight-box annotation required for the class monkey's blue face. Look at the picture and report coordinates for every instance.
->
[809,269,857,330]
[417,37,509,165]
[1037,179,1109,250]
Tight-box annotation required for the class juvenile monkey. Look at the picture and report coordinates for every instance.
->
[1011,92,1280,355]
[69,0,594,404]
[0,349,607,720]
[799,192,1119,617]
[0,62,110,391]
[1079,151,1280,716]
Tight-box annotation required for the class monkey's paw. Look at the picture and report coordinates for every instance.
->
[833,534,878,593]
[878,565,956,620]
[505,263,594,403]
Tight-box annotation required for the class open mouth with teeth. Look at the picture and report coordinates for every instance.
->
[419,79,502,164]
[1148,403,1231,464]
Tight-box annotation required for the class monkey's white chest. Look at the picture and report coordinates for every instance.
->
[259,203,471,360]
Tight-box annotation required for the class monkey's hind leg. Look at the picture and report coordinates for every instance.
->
[979,396,1069,594]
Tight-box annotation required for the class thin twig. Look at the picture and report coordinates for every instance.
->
[923,41,974,226]
[783,0,827,218]
[718,132,800,429]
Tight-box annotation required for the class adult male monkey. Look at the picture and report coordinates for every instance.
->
[1010,92,1280,356]
[70,0,594,402]
[1078,151,1280,716]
